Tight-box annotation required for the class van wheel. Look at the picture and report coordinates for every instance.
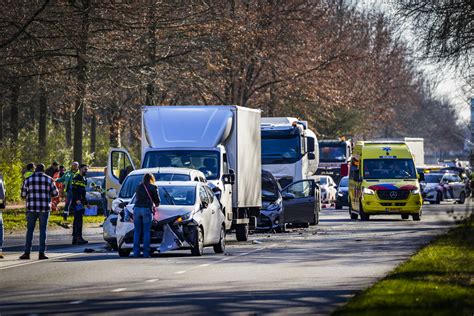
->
[349,199,358,220]
[191,226,204,256]
[213,226,226,254]
[118,247,130,257]
[401,214,409,220]
[359,203,370,221]
[412,213,421,221]
[458,192,466,204]
[235,224,248,242]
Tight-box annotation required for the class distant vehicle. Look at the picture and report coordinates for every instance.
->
[281,178,320,227]
[317,139,352,183]
[86,176,106,215]
[106,105,262,242]
[103,168,207,250]
[421,172,467,204]
[257,170,284,232]
[335,176,349,209]
[115,181,226,257]
[348,141,423,221]
[87,167,106,178]
[315,175,337,205]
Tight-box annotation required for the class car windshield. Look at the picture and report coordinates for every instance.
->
[339,177,348,187]
[143,150,220,180]
[119,173,191,198]
[363,159,416,180]
[86,178,103,192]
[424,173,443,183]
[262,173,279,201]
[159,186,196,206]
[319,144,346,162]
[262,135,301,165]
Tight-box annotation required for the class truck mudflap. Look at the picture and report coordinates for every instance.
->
[233,207,259,228]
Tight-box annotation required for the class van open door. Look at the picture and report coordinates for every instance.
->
[105,148,135,211]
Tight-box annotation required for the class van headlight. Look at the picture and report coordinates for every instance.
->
[411,189,420,195]
[363,188,375,195]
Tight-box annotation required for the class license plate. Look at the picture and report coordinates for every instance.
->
[386,208,401,212]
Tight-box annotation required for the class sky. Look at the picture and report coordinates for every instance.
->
[356,0,471,123]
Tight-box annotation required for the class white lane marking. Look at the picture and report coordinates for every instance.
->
[175,270,186,274]
[145,279,159,283]
[0,245,104,271]
[199,263,210,267]
[69,300,84,305]
[111,288,127,293]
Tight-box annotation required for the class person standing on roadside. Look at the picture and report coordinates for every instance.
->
[45,161,59,178]
[19,164,59,260]
[56,162,79,220]
[23,163,35,180]
[0,173,6,259]
[133,173,160,258]
[71,164,89,245]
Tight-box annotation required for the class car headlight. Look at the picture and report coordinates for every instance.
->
[363,187,375,195]
[266,199,282,212]
[337,192,343,197]
[174,212,192,224]
[411,189,420,195]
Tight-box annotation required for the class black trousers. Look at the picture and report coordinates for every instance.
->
[72,207,84,239]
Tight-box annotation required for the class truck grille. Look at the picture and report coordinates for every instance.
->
[377,190,409,200]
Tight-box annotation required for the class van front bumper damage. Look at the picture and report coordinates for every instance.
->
[362,192,422,214]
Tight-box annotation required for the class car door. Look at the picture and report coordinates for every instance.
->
[281,179,316,224]
[452,175,463,198]
[106,148,135,211]
[198,186,213,244]
[205,186,221,243]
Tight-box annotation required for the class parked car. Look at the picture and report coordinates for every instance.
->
[86,176,106,215]
[421,172,467,204]
[281,179,320,227]
[316,175,337,205]
[335,176,349,209]
[116,181,225,257]
[103,168,207,249]
[257,170,284,232]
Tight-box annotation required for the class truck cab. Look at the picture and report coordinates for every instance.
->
[317,139,352,184]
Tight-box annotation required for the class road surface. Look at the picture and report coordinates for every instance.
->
[0,202,471,315]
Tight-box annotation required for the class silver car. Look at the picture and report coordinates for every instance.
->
[116,181,225,257]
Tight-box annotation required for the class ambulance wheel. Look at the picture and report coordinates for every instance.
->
[412,213,421,221]
[235,224,249,242]
[401,214,409,220]
[359,203,370,221]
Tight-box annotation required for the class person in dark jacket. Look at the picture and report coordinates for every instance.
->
[45,161,59,178]
[133,173,160,258]
[71,164,89,245]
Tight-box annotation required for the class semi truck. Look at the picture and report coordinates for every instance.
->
[317,139,352,183]
[106,105,262,241]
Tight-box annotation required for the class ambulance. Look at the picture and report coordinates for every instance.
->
[348,141,423,221]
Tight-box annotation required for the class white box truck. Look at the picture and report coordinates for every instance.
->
[106,105,262,241]
[403,138,424,166]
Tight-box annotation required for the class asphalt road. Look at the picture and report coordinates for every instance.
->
[0,201,471,315]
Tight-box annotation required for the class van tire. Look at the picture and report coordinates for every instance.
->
[311,209,319,225]
[359,203,370,221]
[401,214,409,220]
[458,192,466,204]
[235,224,248,242]
[412,213,421,221]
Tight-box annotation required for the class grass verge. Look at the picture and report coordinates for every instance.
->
[334,216,474,316]
[2,209,105,232]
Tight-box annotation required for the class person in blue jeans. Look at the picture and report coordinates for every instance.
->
[133,173,160,258]
[0,211,4,259]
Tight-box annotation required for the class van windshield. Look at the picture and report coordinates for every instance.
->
[143,150,220,180]
[363,159,416,180]
[262,135,301,164]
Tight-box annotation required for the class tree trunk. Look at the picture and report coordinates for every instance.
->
[0,103,3,143]
[90,115,96,159]
[73,0,91,163]
[38,88,47,154]
[65,113,72,147]
[145,0,157,105]
[9,83,19,142]
[109,115,121,148]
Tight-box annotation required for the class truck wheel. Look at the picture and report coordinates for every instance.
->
[458,192,466,204]
[412,213,421,221]
[191,226,204,256]
[335,202,342,210]
[359,203,370,221]
[213,226,226,254]
[235,224,248,242]
[401,214,409,220]
[118,247,130,257]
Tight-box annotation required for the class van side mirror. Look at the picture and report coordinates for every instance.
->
[308,152,316,160]
[201,200,209,209]
[307,137,315,153]
[223,173,235,185]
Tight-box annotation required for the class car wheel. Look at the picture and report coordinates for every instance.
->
[213,226,226,254]
[458,192,466,204]
[335,202,342,210]
[191,226,204,256]
[412,212,421,221]
[118,247,131,257]
[108,241,118,251]
[235,224,249,242]
[401,214,409,220]
[310,209,319,225]
[359,203,370,221]
[436,192,442,204]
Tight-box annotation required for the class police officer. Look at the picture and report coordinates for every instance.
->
[23,163,35,180]
[71,164,89,245]
[56,162,79,220]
